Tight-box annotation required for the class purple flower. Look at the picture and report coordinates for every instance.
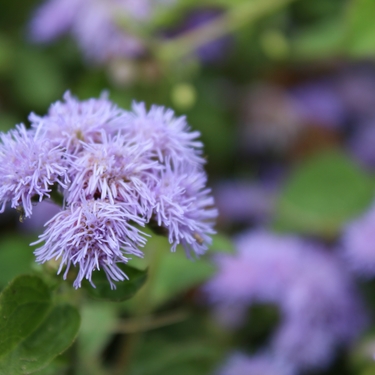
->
[29,0,84,43]
[216,352,296,375]
[29,91,125,155]
[213,180,278,225]
[348,122,375,169]
[67,131,159,213]
[164,8,232,64]
[204,230,366,371]
[341,201,375,277]
[151,162,217,256]
[32,198,146,289]
[0,124,68,218]
[290,81,346,129]
[120,102,204,166]
[29,0,158,63]
[5,91,216,288]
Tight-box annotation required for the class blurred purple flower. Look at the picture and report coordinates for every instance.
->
[290,81,346,129]
[342,201,375,277]
[204,230,366,371]
[347,122,375,169]
[32,197,146,289]
[0,124,68,218]
[216,352,296,375]
[336,66,375,120]
[213,180,278,225]
[29,0,157,63]
[164,8,232,64]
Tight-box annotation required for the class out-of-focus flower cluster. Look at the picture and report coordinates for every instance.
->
[0,92,217,288]
[29,0,160,64]
[205,230,366,374]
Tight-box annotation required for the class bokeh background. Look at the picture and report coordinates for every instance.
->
[2,0,375,374]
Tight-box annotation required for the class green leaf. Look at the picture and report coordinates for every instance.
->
[151,251,215,307]
[0,235,36,288]
[127,235,216,310]
[291,18,345,60]
[273,150,375,238]
[83,264,148,302]
[0,304,80,375]
[345,0,375,57]
[0,275,51,358]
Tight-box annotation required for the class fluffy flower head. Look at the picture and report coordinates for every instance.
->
[33,198,146,288]
[0,124,68,218]
[68,131,159,212]
[29,91,125,155]
[121,102,204,166]
[151,162,217,256]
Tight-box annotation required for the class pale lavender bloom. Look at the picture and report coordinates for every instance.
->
[74,0,145,63]
[32,198,146,289]
[0,124,68,218]
[204,230,366,371]
[121,102,204,166]
[348,122,375,169]
[290,81,345,129]
[213,180,278,225]
[68,131,159,212]
[29,91,125,155]
[152,162,217,256]
[336,66,375,119]
[342,201,375,277]
[29,0,84,43]
[271,248,365,369]
[29,0,156,63]
[216,352,296,375]
[164,8,232,64]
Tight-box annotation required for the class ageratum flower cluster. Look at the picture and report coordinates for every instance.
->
[29,0,166,64]
[0,92,217,288]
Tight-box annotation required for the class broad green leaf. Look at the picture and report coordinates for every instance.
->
[345,0,375,57]
[83,264,147,302]
[0,235,35,288]
[0,304,80,375]
[291,18,345,60]
[128,235,216,310]
[0,275,51,358]
[273,150,375,237]
[151,251,215,307]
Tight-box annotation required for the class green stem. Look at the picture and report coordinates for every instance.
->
[113,243,164,375]
[157,0,297,62]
